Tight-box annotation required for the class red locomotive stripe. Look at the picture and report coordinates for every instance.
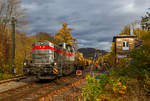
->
[56,50,63,53]
[32,46,76,56]
[32,46,56,51]
[64,52,76,56]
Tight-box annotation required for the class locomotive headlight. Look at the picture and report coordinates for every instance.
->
[24,63,26,66]
[54,63,57,66]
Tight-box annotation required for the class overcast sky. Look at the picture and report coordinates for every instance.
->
[21,0,150,51]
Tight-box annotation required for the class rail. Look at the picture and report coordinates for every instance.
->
[0,75,26,84]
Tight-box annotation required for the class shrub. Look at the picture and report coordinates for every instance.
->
[109,77,127,95]
[144,72,150,95]
[130,48,150,79]
[0,73,12,80]
[0,63,12,74]
[82,74,109,101]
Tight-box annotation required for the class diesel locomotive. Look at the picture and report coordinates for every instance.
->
[23,40,79,80]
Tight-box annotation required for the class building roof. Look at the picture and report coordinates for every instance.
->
[113,35,137,42]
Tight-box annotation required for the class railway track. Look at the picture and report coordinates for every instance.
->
[0,75,26,84]
[0,68,108,101]
[0,74,86,101]
[38,77,86,101]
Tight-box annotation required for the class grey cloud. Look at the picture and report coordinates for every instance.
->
[21,0,150,51]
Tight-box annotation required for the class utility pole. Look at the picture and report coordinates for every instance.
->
[90,48,97,76]
[11,17,16,75]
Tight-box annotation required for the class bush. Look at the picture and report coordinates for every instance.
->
[81,73,129,101]
[109,77,127,95]
[130,48,150,79]
[82,74,109,101]
[144,72,150,95]
[0,63,12,74]
[0,73,12,80]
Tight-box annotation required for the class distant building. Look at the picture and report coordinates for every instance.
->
[113,35,142,64]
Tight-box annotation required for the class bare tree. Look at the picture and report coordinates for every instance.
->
[0,0,27,67]
[0,0,27,33]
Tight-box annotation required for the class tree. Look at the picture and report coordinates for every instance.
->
[141,9,150,31]
[0,0,27,73]
[35,32,53,42]
[53,23,76,45]
[119,25,131,35]
[105,42,115,67]
[0,0,27,32]
[133,28,150,51]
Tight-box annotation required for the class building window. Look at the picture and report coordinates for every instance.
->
[123,42,126,47]
[122,41,129,50]
[126,41,129,47]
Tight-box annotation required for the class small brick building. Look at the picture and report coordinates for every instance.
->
[113,35,138,64]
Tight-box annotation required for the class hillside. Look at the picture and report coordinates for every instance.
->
[78,48,107,58]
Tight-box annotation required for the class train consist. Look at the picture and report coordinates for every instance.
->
[23,40,80,80]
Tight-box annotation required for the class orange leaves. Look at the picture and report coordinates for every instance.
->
[0,25,12,67]
[53,23,75,45]
[62,22,68,28]
[110,78,127,95]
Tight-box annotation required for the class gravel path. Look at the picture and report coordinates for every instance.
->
[0,81,27,93]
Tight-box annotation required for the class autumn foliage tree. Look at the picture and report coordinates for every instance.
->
[119,25,131,35]
[35,32,53,42]
[53,23,76,45]
[102,42,115,67]
[0,0,27,74]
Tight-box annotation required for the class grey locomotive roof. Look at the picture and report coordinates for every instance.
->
[32,41,53,47]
